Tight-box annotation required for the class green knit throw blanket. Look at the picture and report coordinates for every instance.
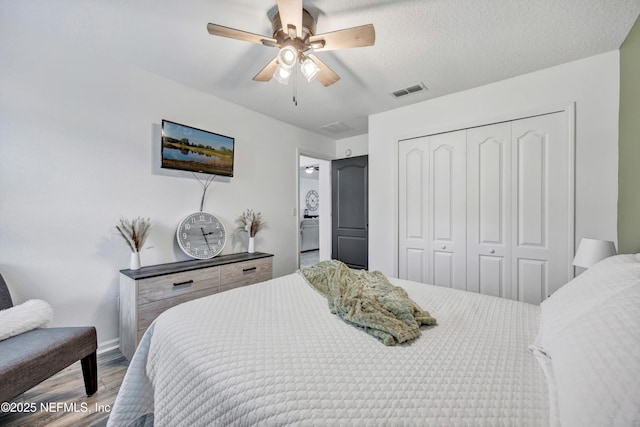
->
[299,260,437,345]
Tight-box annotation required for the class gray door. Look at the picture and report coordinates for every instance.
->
[332,155,368,269]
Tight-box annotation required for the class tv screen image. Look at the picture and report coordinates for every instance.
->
[161,120,234,177]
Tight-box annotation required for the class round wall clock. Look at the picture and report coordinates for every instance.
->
[176,212,226,259]
[305,190,319,211]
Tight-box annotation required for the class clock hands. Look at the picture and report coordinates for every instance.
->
[200,227,211,250]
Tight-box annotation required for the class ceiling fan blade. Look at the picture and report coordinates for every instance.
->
[253,57,279,82]
[207,23,277,46]
[307,54,340,87]
[277,0,303,38]
[309,24,375,51]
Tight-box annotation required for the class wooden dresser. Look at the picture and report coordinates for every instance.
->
[119,252,273,360]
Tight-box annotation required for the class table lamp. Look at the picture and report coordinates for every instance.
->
[573,238,617,268]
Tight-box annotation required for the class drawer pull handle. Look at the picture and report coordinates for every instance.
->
[242,267,257,274]
[173,280,194,287]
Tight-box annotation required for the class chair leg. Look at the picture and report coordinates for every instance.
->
[81,351,98,396]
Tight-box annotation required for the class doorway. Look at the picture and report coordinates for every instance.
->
[298,154,331,268]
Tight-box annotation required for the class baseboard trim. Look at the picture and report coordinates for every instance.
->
[97,337,120,354]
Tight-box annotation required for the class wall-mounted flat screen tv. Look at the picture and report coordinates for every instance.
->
[161,120,234,177]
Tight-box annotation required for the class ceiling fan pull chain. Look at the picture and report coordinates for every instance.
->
[293,65,298,106]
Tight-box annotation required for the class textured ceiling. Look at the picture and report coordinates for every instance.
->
[6,0,640,138]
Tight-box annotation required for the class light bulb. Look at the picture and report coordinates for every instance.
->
[300,57,320,82]
[273,64,291,84]
[277,46,298,69]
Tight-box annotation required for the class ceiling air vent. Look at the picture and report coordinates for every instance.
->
[391,82,428,98]
[321,121,352,134]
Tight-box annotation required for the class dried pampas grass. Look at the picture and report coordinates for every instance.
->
[116,217,151,252]
[235,209,267,237]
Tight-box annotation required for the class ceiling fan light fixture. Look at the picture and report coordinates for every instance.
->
[207,3,375,89]
[273,64,292,84]
[277,46,298,69]
[300,57,320,82]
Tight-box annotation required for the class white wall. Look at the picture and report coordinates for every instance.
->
[317,159,332,262]
[369,51,620,277]
[336,134,368,159]
[0,24,335,348]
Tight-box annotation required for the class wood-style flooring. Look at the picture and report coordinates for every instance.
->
[300,249,319,269]
[0,350,129,427]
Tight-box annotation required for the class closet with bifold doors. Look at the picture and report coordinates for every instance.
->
[398,111,572,304]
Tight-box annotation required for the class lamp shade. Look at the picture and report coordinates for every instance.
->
[573,238,617,268]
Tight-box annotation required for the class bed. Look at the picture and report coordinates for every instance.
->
[108,255,640,427]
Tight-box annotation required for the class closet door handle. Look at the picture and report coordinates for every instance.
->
[489,249,495,254]
[441,245,447,250]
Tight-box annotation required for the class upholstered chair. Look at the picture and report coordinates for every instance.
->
[0,274,98,402]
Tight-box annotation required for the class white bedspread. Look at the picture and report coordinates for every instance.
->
[109,273,548,426]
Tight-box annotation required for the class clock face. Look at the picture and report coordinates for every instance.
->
[176,212,226,259]
[305,190,319,211]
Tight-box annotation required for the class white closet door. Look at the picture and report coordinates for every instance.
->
[429,131,467,290]
[399,111,571,303]
[398,137,429,282]
[467,123,512,298]
[511,112,569,303]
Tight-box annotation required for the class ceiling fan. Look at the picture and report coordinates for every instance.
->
[207,0,375,87]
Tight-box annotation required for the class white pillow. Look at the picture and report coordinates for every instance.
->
[538,254,640,349]
[531,255,640,425]
[0,299,54,341]
[543,284,640,426]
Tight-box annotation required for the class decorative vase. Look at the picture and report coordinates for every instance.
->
[130,251,141,270]
[248,236,255,254]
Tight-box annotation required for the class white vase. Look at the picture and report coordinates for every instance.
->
[130,251,141,270]
[248,236,255,254]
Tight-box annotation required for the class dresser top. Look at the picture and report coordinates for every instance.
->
[120,252,273,280]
